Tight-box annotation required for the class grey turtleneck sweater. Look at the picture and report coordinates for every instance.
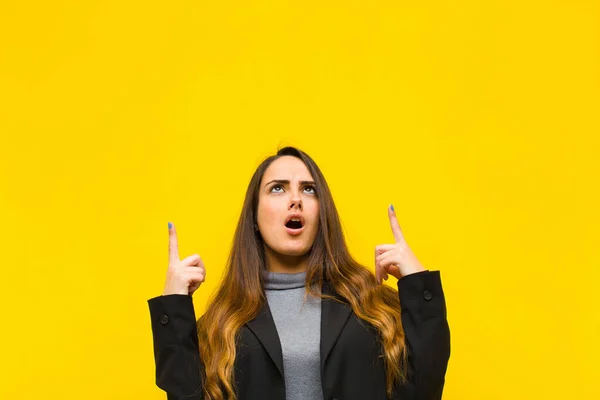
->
[263,271,324,400]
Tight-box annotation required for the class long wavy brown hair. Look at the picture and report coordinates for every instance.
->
[196,146,407,399]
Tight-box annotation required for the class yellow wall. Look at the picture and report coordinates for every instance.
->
[1,1,598,398]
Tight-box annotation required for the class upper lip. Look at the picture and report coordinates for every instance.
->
[285,213,305,227]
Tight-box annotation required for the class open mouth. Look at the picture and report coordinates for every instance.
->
[285,220,304,229]
[284,215,305,235]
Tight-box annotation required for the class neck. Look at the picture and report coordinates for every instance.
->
[265,245,309,273]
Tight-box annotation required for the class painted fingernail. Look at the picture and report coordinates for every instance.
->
[390,204,394,211]
[168,222,172,229]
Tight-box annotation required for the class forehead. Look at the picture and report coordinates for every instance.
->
[261,156,313,183]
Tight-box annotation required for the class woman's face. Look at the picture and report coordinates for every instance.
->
[256,156,320,258]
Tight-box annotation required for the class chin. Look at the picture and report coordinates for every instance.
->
[273,243,311,257]
[281,248,310,257]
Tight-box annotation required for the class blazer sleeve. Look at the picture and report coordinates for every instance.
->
[394,270,451,400]
[148,294,204,399]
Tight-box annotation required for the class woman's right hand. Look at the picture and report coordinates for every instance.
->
[162,222,206,296]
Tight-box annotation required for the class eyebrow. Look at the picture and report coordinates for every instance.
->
[264,179,316,187]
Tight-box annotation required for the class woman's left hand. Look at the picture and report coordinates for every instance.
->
[375,205,426,284]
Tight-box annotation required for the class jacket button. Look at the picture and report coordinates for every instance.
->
[423,290,432,301]
[159,314,169,325]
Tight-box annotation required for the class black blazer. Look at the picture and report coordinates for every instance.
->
[148,270,450,400]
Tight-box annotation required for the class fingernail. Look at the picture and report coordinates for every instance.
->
[168,222,172,229]
[390,204,394,211]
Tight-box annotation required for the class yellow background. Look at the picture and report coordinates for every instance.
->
[1,0,598,398]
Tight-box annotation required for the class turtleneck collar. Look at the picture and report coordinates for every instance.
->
[263,270,307,290]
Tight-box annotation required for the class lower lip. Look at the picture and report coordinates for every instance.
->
[285,226,305,236]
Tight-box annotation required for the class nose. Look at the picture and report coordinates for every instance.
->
[289,198,302,211]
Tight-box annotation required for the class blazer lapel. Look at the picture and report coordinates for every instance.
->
[245,301,285,377]
[320,280,352,372]
[244,281,353,378]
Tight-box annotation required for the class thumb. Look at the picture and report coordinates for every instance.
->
[386,263,402,279]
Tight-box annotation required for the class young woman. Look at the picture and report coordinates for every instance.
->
[148,146,450,400]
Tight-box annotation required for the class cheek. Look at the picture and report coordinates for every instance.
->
[308,203,320,230]
[257,200,280,226]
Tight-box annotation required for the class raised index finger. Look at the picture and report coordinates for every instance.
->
[388,205,405,243]
[168,222,180,264]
